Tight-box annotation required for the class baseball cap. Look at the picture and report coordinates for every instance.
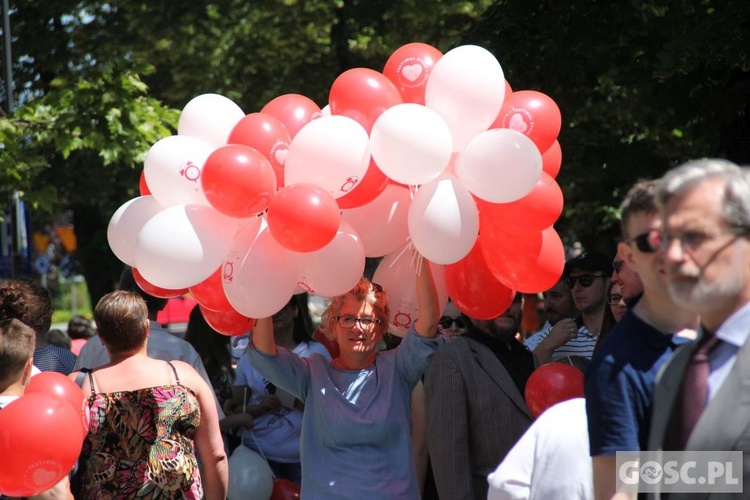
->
[563,251,613,277]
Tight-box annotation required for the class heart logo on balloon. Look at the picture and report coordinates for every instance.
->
[509,113,529,133]
[274,146,289,165]
[402,64,424,82]
[31,466,60,486]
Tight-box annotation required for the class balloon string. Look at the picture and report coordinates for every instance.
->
[242,386,277,480]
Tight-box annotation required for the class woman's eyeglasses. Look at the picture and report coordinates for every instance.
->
[566,273,607,289]
[335,315,381,330]
[439,316,466,330]
[608,294,623,305]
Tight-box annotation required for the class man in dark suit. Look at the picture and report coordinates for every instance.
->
[425,293,535,499]
[648,159,750,499]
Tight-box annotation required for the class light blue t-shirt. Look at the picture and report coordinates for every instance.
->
[245,326,442,499]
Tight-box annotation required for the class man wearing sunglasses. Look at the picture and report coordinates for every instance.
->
[585,179,697,500]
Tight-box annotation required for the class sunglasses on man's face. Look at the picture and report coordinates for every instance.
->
[439,316,467,330]
[566,273,607,289]
[627,229,661,253]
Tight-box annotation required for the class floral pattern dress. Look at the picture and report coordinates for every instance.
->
[76,363,203,499]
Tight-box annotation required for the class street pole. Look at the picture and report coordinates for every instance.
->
[2,1,20,277]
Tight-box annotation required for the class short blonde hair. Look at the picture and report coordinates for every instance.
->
[319,277,389,336]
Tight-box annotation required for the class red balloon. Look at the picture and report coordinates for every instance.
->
[329,68,403,133]
[139,170,151,195]
[445,239,516,320]
[313,327,340,359]
[541,140,562,178]
[228,112,291,188]
[336,157,390,209]
[479,226,565,293]
[524,362,584,418]
[475,172,563,234]
[200,305,254,336]
[271,478,301,500]
[383,43,442,105]
[261,94,322,139]
[202,144,277,218]
[491,90,562,154]
[132,268,189,298]
[190,267,234,313]
[0,394,84,497]
[26,372,88,434]
[266,183,340,253]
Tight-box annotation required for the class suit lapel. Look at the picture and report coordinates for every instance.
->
[650,342,694,450]
[467,338,533,419]
[688,336,750,451]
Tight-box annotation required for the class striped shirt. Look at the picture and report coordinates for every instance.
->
[33,344,77,375]
[525,317,598,361]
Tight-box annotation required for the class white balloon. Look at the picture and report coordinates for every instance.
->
[227,445,274,500]
[134,204,238,289]
[107,196,164,266]
[223,227,299,318]
[295,220,365,298]
[341,184,412,258]
[369,103,453,186]
[455,128,542,203]
[407,175,479,265]
[373,245,449,337]
[284,115,370,199]
[144,135,214,208]
[425,45,506,152]
[178,93,246,148]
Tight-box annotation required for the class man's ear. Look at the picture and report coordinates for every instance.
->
[21,357,34,387]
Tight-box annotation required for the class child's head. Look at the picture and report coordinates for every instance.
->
[0,318,35,393]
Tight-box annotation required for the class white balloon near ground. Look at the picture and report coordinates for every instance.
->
[425,45,506,152]
[341,183,412,258]
[407,175,479,265]
[284,115,370,199]
[455,128,542,203]
[107,196,164,266]
[227,445,274,500]
[369,103,453,186]
[144,135,214,208]
[223,227,299,318]
[295,220,365,297]
[178,93,246,148]
[134,204,238,289]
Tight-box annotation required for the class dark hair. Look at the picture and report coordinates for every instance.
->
[118,267,168,316]
[46,328,71,350]
[0,318,35,391]
[67,315,94,340]
[287,294,315,345]
[94,290,149,354]
[619,179,659,240]
[595,281,619,350]
[184,305,234,382]
[0,278,53,336]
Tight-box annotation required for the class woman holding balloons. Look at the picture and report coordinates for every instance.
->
[246,258,441,499]
[69,291,228,499]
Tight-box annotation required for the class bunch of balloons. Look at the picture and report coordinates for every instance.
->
[0,373,88,497]
[108,42,565,334]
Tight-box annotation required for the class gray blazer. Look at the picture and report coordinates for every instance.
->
[425,336,533,500]
[648,335,750,499]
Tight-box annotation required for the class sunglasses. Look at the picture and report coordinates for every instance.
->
[627,229,661,253]
[566,273,607,289]
[439,316,467,330]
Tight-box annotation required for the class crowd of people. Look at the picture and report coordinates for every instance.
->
[1,157,749,499]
